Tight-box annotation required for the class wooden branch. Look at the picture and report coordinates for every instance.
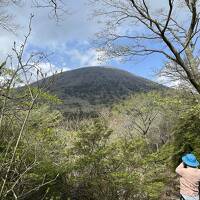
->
[18,174,59,200]
[162,0,174,34]
[93,0,200,93]
[182,0,198,51]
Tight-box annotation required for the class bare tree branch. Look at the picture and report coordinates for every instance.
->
[92,0,200,93]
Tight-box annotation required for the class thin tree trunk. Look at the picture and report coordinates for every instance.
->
[0,95,38,199]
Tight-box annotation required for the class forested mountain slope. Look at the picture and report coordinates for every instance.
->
[44,66,165,115]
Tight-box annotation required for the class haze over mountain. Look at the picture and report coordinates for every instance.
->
[43,66,165,116]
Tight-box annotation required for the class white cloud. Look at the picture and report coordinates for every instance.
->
[18,62,71,85]
[36,62,70,76]
[0,0,189,80]
[0,0,102,55]
[0,0,107,77]
[155,75,181,88]
[65,48,104,67]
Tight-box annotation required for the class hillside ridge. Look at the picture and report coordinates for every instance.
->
[43,66,165,116]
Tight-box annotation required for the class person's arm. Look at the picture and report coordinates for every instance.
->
[175,162,186,177]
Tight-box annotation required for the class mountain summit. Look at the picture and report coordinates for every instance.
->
[46,66,164,115]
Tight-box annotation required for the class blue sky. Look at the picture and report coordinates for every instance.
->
[0,0,168,82]
[26,40,165,81]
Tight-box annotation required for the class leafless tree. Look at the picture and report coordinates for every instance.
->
[127,105,158,137]
[92,0,200,93]
[0,15,59,199]
[0,0,65,32]
[32,0,66,21]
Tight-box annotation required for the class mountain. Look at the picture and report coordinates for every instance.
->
[43,66,165,116]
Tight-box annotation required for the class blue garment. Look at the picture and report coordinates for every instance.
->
[182,194,199,200]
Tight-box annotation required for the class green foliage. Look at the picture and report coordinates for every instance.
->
[172,103,200,168]
[1,82,199,200]
[0,101,68,199]
[146,182,165,199]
